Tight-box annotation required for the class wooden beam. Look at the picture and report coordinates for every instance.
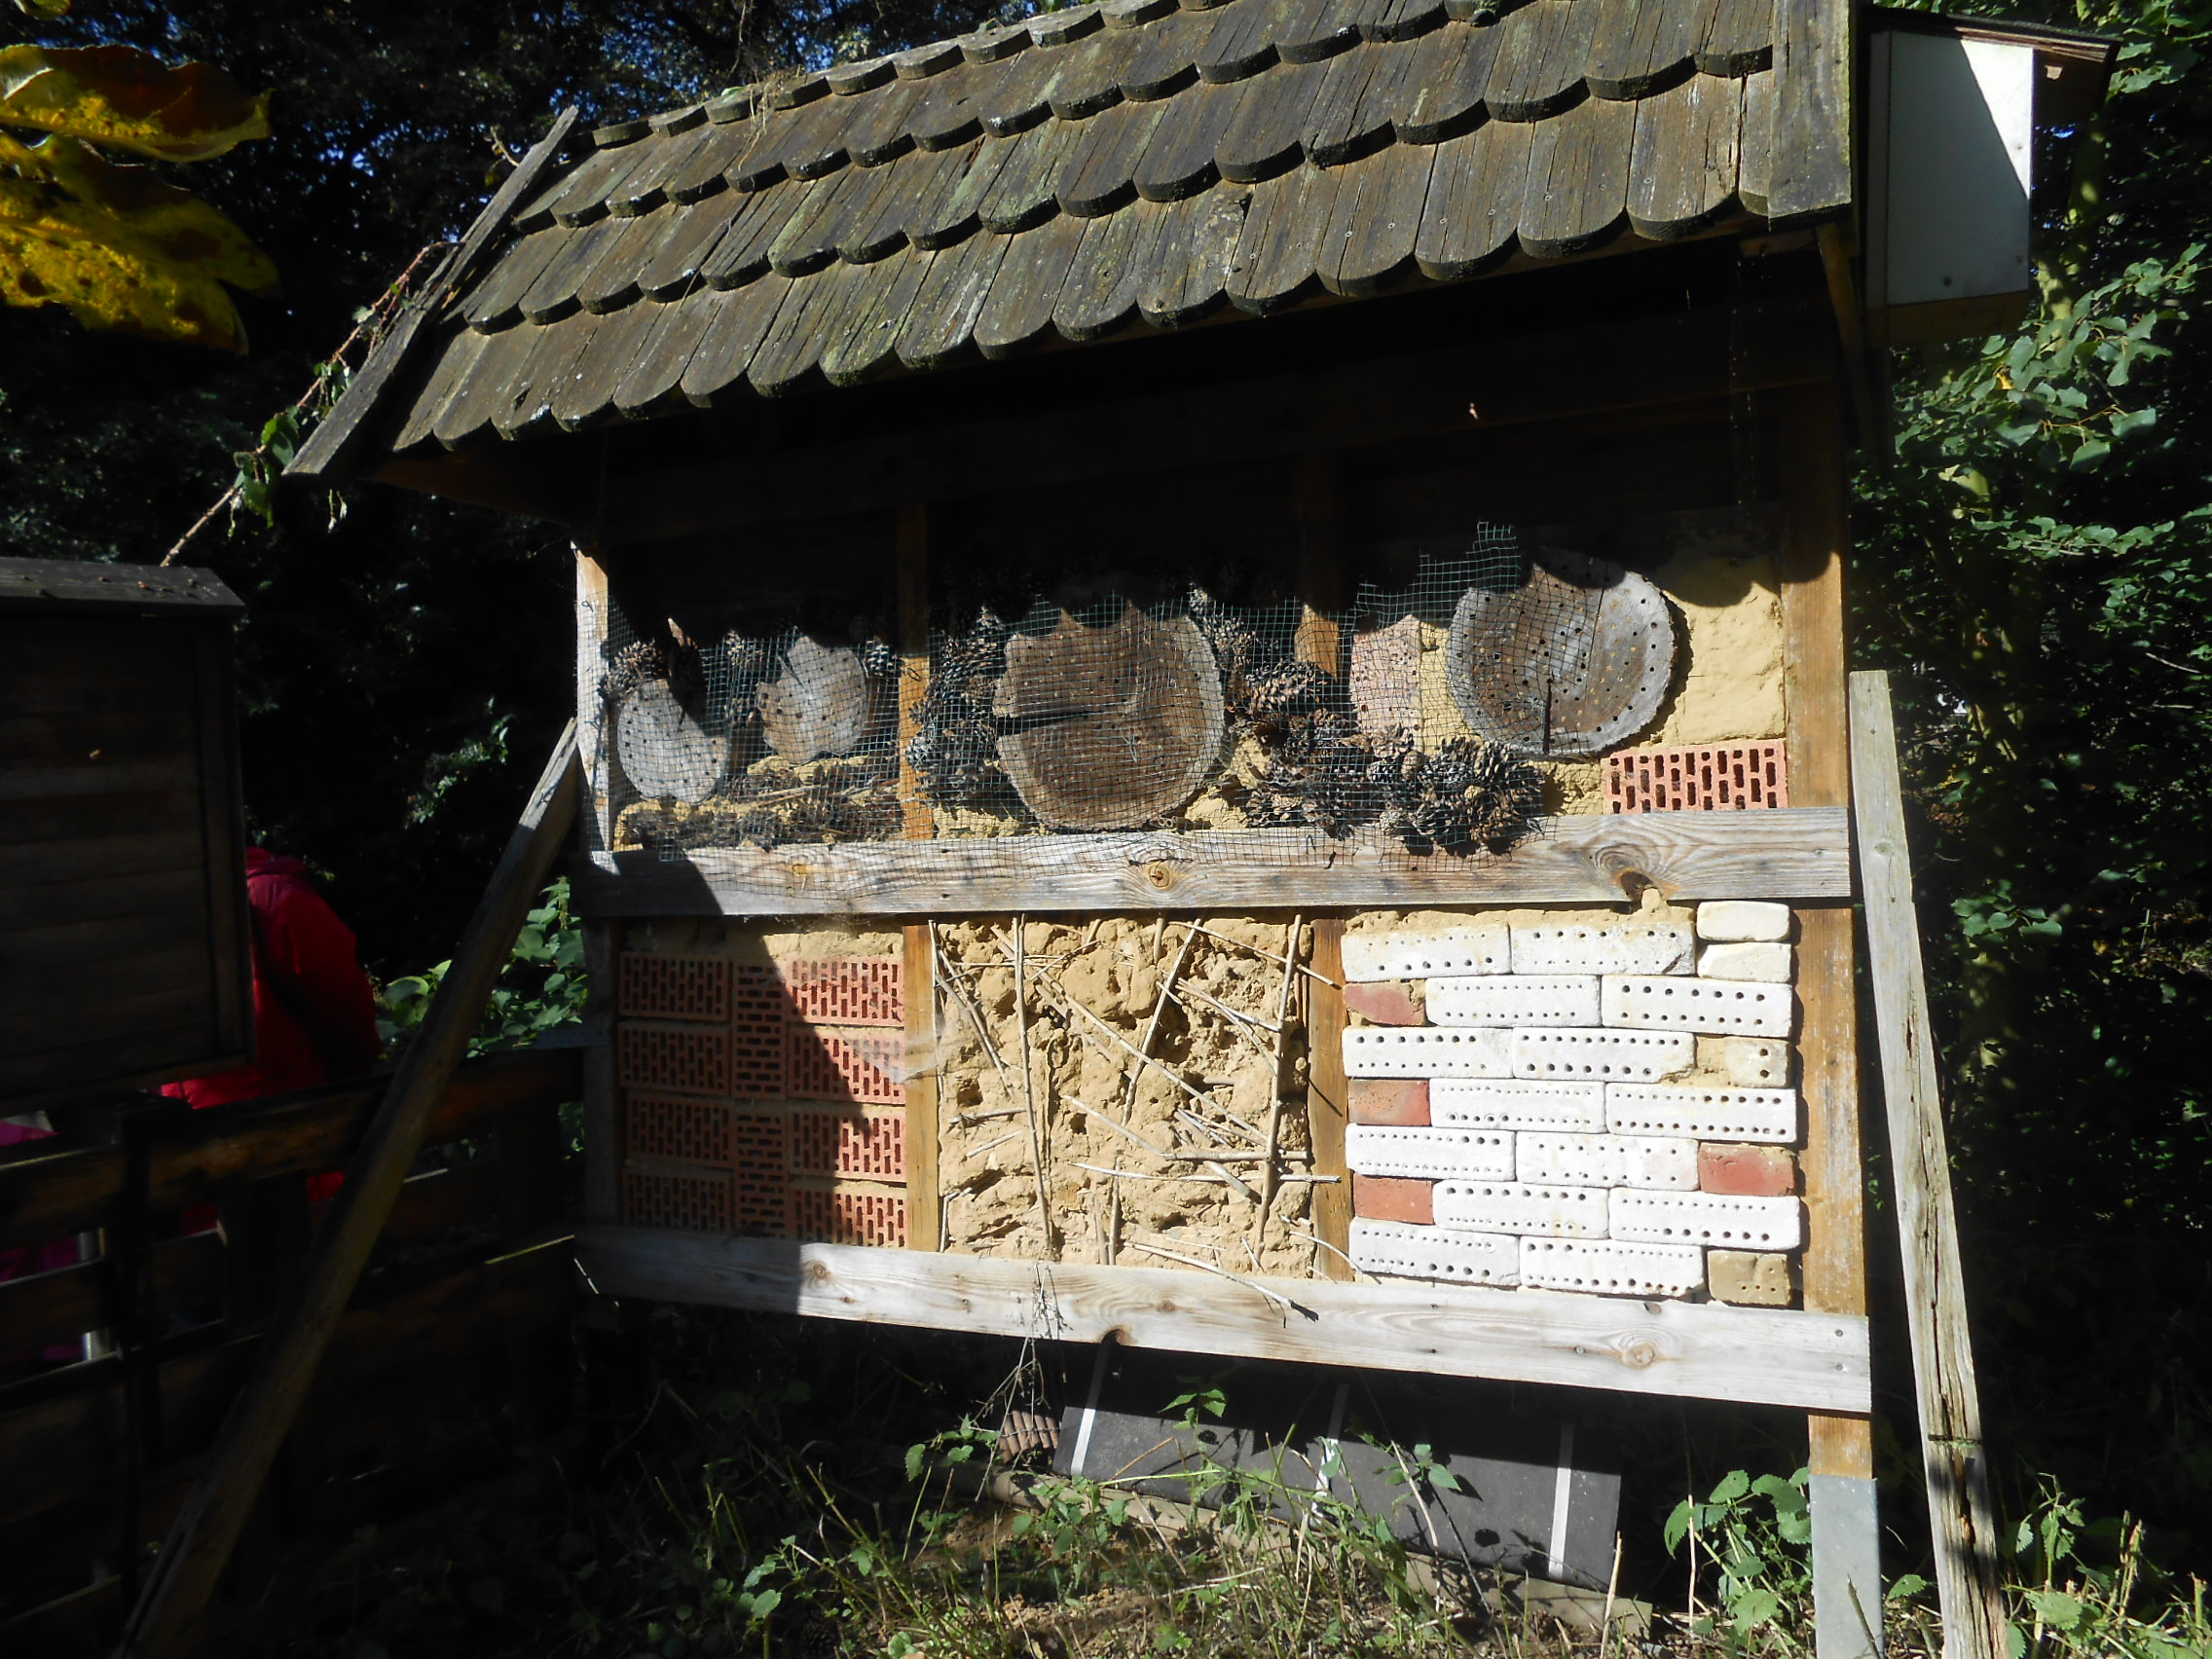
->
[1304,919,1351,1281]
[287,109,580,484]
[893,505,941,1251]
[1849,671,2008,1659]
[1776,383,1883,1658]
[577,1227,1872,1413]
[581,923,619,1227]
[117,727,580,1659]
[589,293,1833,543]
[574,806,1852,918]
[0,1048,580,1252]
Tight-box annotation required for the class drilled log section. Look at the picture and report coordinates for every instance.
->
[1444,549,1678,757]
[994,603,1226,830]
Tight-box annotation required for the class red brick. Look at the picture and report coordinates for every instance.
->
[1699,1142,1796,1197]
[1348,1077,1430,1126]
[1344,980,1423,1025]
[1353,1174,1435,1225]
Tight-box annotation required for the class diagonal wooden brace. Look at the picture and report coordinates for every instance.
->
[116,722,580,1658]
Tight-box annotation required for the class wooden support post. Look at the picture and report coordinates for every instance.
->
[1776,382,1883,1659]
[116,725,580,1659]
[1304,920,1351,1279]
[581,920,619,1227]
[895,503,941,1251]
[1294,455,1353,1277]
[1850,671,2008,1659]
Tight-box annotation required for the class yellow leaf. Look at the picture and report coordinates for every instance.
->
[11,1,74,16]
[0,45,270,163]
[0,130,278,350]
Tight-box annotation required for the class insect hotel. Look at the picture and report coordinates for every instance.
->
[295,0,2105,1645]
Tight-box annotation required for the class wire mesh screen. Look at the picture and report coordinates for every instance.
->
[589,525,1677,862]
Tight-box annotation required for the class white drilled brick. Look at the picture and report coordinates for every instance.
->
[1431,1078,1606,1132]
[1349,1220,1520,1285]
[1611,1191,1804,1250]
[1433,1179,1609,1237]
[1346,1124,1515,1179]
[1519,1237,1705,1298]
[1343,925,1509,982]
[1426,975,1600,1027]
[1344,1026,1515,1077]
[1698,941,1793,982]
[1515,1132,1699,1190]
[1605,1085,1799,1142]
[1602,976,1796,1038]
[1696,901,1792,942]
[1508,921,1694,975]
[1722,1038,1793,1088]
[1512,1027,1695,1082]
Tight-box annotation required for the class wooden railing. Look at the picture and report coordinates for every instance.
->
[0,1044,585,1654]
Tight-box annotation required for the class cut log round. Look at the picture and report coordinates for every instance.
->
[1444,548,1677,757]
[615,680,724,803]
[758,634,871,760]
[994,603,1226,830]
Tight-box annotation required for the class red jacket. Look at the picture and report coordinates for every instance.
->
[166,849,382,1109]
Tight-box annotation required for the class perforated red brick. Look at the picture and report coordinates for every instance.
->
[791,1108,907,1180]
[616,1021,731,1096]
[788,1028,905,1104]
[626,1092,734,1164]
[730,963,790,1099]
[784,956,904,1027]
[621,1166,733,1232]
[1605,743,1789,813]
[618,952,730,1022]
[792,1186,907,1247]
[731,1107,793,1236]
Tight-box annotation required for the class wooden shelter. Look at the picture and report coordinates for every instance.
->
[293,1,2110,1649]
[0,557,249,1109]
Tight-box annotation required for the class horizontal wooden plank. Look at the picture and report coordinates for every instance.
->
[577,1227,1873,1414]
[0,1228,226,1355]
[0,940,211,1012]
[0,787,204,849]
[0,1046,582,1249]
[576,807,1852,917]
[0,1013,221,1105]
[0,830,206,900]
[0,755,200,805]
[0,557,242,616]
[4,904,214,974]
[0,866,209,932]
[0,703,197,764]
[0,1234,574,1533]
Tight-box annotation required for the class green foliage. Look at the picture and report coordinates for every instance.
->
[375,875,586,1057]
[1996,1483,2212,1659]
[1666,1467,1813,1652]
[1856,0,2212,1555]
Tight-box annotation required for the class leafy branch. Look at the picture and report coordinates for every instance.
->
[159,235,453,564]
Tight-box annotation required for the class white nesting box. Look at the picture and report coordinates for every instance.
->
[1867,27,2038,344]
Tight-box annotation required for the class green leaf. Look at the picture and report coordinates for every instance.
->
[2023,1589,2087,1629]
[2070,437,2113,470]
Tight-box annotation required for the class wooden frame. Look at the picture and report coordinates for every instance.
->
[576,1229,1871,1414]
[572,810,1851,918]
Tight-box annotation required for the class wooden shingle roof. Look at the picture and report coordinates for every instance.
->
[303,0,1853,473]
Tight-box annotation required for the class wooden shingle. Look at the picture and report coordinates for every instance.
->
[300,0,1853,471]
